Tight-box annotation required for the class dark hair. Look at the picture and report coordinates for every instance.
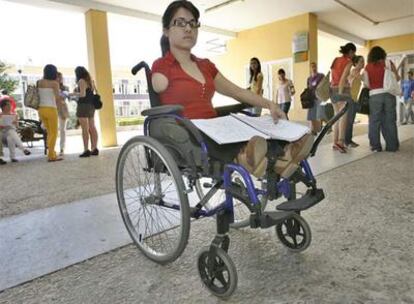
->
[249,57,262,83]
[75,66,92,87]
[0,98,10,110]
[43,64,58,80]
[1,89,8,95]
[368,46,387,63]
[160,0,200,56]
[409,71,414,76]
[278,69,286,75]
[352,55,364,66]
[339,43,357,55]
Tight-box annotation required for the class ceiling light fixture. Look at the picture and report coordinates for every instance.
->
[205,0,244,13]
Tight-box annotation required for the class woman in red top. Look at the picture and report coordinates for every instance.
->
[329,43,356,153]
[364,46,400,152]
[151,0,289,174]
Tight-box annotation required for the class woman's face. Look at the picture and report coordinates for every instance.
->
[164,8,199,52]
[278,73,285,81]
[250,60,258,72]
[2,103,11,113]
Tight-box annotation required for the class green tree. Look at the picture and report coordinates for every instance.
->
[0,60,19,94]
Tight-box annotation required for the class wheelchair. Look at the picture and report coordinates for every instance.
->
[115,62,349,298]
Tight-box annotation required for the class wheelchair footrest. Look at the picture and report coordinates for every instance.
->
[276,188,325,211]
[250,211,293,229]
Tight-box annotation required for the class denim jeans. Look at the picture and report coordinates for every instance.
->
[368,93,399,151]
[344,101,361,145]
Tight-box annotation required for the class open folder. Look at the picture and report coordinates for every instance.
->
[191,114,310,145]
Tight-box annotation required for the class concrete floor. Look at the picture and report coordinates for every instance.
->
[0,125,413,303]
[0,139,412,304]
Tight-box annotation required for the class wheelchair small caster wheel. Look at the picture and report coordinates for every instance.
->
[197,246,238,298]
[275,213,311,252]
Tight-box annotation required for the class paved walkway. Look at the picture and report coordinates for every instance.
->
[0,125,413,293]
[0,138,412,304]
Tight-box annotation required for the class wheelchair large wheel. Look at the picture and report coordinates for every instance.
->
[275,213,311,252]
[197,246,238,298]
[116,136,190,264]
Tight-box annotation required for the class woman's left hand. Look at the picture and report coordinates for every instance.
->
[269,101,286,123]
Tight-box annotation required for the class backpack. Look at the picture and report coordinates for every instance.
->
[300,88,315,109]
[24,84,40,110]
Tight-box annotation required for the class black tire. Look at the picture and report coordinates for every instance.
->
[275,213,311,252]
[116,136,190,264]
[197,246,238,298]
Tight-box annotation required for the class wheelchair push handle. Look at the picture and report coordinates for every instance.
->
[131,61,161,107]
[309,101,350,157]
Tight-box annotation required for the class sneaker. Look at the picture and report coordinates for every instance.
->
[11,159,18,163]
[401,121,407,125]
[91,148,99,156]
[347,141,359,148]
[79,150,91,158]
[23,149,31,156]
[59,149,64,156]
[370,147,382,152]
[333,143,347,153]
[0,158,6,165]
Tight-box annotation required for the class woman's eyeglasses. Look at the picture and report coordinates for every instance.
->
[171,18,200,29]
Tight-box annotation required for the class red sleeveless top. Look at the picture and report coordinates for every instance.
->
[331,56,351,87]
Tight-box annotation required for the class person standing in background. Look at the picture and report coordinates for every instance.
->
[57,72,70,156]
[329,42,356,153]
[247,57,264,116]
[345,55,365,148]
[37,64,64,162]
[401,70,414,124]
[306,62,324,134]
[364,46,400,152]
[275,68,295,119]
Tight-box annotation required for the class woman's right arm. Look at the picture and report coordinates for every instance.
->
[52,82,64,105]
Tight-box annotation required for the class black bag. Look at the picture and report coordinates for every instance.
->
[357,88,370,115]
[300,88,315,109]
[93,93,103,110]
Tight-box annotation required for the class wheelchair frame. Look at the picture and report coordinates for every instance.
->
[115,61,349,298]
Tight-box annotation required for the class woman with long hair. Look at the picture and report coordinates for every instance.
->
[151,0,315,180]
[364,46,400,152]
[329,42,356,153]
[73,66,99,157]
[247,57,264,116]
[37,64,64,162]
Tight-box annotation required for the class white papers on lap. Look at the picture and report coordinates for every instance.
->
[191,116,270,144]
[231,114,310,142]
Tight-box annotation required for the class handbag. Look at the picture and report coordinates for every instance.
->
[24,84,40,110]
[300,88,314,109]
[315,71,331,102]
[357,87,370,115]
[92,93,103,110]
[383,60,400,96]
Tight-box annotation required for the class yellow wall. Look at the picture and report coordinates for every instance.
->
[368,33,414,53]
[214,13,318,121]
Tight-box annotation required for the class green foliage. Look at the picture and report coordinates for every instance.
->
[0,60,19,94]
[116,116,145,126]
